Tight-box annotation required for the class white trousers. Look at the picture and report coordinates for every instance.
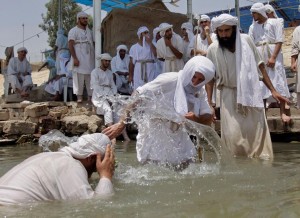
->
[7,74,33,91]
[72,72,92,96]
[96,100,113,125]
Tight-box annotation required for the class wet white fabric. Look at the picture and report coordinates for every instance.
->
[136,72,211,165]
[0,152,113,205]
[207,24,273,159]
[7,57,33,91]
[91,68,117,125]
[249,16,290,99]
[250,2,268,19]
[60,133,111,159]
[174,56,215,115]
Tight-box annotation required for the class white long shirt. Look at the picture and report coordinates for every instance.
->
[7,57,31,76]
[0,152,114,205]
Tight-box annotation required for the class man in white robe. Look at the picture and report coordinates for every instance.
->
[55,29,69,72]
[44,52,73,101]
[91,53,117,127]
[152,27,164,79]
[68,11,95,103]
[111,45,132,95]
[265,4,284,27]
[128,26,156,90]
[181,22,193,63]
[206,14,288,159]
[156,23,184,73]
[7,47,33,97]
[0,133,115,205]
[103,56,215,168]
[189,15,216,57]
[291,25,300,108]
[249,3,291,123]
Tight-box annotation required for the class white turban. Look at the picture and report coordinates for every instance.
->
[97,53,112,61]
[17,47,28,53]
[200,14,210,22]
[116,44,128,52]
[159,23,173,37]
[137,26,149,39]
[211,13,238,32]
[250,3,268,19]
[181,22,193,31]
[77,11,88,20]
[174,56,215,115]
[60,133,111,159]
[265,4,278,18]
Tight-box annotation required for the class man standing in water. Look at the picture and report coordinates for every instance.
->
[103,56,215,169]
[0,133,115,205]
[206,14,288,159]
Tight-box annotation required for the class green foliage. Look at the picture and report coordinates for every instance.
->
[39,0,92,48]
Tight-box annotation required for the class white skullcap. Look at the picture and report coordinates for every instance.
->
[250,3,268,19]
[159,23,173,37]
[181,22,193,31]
[200,14,210,22]
[137,26,149,38]
[77,11,88,20]
[97,53,112,60]
[211,14,238,31]
[60,133,111,159]
[174,56,215,115]
[116,44,128,52]
[265,4,278,18]
[17,47,28,53]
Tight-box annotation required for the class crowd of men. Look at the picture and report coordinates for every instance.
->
[2,2,300,205]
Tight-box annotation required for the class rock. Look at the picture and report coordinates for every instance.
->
[8,108,24,120]
[46,101,66,107]
[24,103,49,118]
[0,109,9,121]
[0,121,4,134]
[3,120,37,135]
[1,101,33,109]
[61,115,103,135]
[16,135,34,144]
[25,116,39,124]
[39,116,61,134]
[49,106,68,119]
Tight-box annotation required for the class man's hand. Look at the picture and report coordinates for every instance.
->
[164,38,172,47]
[291,62,297,72]
[102,122,126,140]
[96,145,115,180]
[267,56,276,69]
[73,58,80,67]
[184,112,198,121]
[204,26,210,36]
[271,90,290,105]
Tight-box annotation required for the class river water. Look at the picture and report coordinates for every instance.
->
[0,141,300,217]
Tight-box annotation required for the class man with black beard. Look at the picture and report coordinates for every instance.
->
[206,14,288,159]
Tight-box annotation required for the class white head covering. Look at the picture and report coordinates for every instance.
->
[152,27,160,45]
[265,4,278,18]
[159,23,173,37]
[200,14,210,22]
[212,14,263,108]
[60,133,111,159]
[174,56,215,115]
[181,22,194,42]
[77,11,88,20]
[17,47,28,53]
[116,44,128,53]
[97,53,112,61]
[137,26,149,39]
[250,3,268,19]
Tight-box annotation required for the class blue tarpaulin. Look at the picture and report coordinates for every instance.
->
[74,0,148,12]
